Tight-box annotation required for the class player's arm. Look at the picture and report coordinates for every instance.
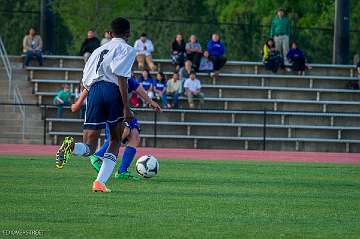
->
[118,76,132,121]
[71,88,88,112]
[136,85,161,113]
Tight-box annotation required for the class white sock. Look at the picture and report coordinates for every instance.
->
[96,153,117,184]
[73,143,90,156]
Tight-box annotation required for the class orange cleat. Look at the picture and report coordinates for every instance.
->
[92,180,112,193]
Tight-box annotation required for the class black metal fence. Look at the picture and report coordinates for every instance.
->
[0,102,270,150]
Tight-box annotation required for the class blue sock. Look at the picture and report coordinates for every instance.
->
[95,140,109,158]
[119,146,137,173]
[95,123,110,157]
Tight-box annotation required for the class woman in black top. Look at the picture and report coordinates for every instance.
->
[171,34,186,70]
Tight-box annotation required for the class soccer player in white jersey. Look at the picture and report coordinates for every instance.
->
[55,17,136,193]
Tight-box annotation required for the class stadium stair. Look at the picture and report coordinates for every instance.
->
[0,64,44,144]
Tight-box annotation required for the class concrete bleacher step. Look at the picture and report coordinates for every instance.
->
[8,54,360,152]
[42,107,360,127]
[9,55,84,69]
[0,119,43,128]
[49,132,359,153]
[31,79,360,102]
[34,93,360,113]
[15,54,357,77]
[27,66,358,90]
[46,117,360,140]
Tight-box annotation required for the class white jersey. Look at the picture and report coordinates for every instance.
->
[82,38,136,90]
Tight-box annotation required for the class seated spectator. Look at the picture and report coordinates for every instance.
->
[207,33,227,72]
[80,30,100,62]
[184,71,204,109]
[263,38,284,73]
[23,28,43,66]
[53,84,71,118]
[166,72,182,108]
[171,34,186,71]
[287,42,306,73]
[179,60,193,89]
[129,72,141,107]
[100,31,112,45]
[185,35,202,71]
[199,50,214,73]
[137,69,155,104]
[154,72,168,108]
[134,33,156,71]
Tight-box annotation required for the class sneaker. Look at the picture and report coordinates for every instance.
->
[89,154,102,173]
[56,137,74,169]
[92,180,111,192]
[114,171,140,181]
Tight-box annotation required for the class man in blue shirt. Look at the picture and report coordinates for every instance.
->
[207,33,227,72]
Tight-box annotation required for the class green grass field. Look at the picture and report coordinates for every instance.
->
[0,155,360,239]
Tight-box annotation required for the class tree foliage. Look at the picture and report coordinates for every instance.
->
[1,0,359,63]
[0,0,40,54]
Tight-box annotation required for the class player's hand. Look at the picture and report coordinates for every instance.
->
[71,103,80,112]
[149,100,162,113]
[123,107,133,123]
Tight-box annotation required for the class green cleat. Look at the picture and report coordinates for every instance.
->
[115,171,140,181]
[56,137,74,169]
[89,154,102,173]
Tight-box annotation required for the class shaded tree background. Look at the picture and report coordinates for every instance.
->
[0,0,359,63]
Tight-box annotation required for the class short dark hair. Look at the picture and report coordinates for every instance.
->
[190,71,196,75]
[140,33,147,37]
[111,17,130,37]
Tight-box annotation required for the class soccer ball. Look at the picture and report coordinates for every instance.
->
[135,155,159,178]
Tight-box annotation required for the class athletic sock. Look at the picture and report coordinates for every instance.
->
[73,143,90,156]
[96,124,110,157]
[95,140,109,158]
[96,153,117,184]
[119,146,137,173]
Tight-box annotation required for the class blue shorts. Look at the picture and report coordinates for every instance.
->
[84,81,123,130]
[122,118,141,144]
[102,118,140,145]
[125,118,140,131]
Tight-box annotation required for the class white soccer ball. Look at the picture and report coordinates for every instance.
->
[135,155,159,178]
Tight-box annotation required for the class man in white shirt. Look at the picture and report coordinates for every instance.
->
[56,17,136,193]
[134,33,156,71]
[184,71,205,109]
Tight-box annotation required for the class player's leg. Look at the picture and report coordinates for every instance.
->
[96,123,110,157]
[115,128,140,181]
[88,123,110,172]
[56,129,99,169]
[94,122,123,189]
[92,81,124,192]
[56,81,106,169]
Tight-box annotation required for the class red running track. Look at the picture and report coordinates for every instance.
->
[0,144,359,164]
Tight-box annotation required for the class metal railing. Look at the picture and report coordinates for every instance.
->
[0,36,12,98]
[12,86,26,140]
